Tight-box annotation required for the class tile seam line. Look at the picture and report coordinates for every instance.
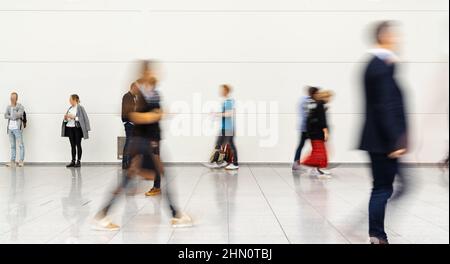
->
[0,61,448,64]
[248,165,292,244]
[107,169,183,244]
[166,168,208,244]
[0,166,114,239]
[269,165,353,244]
[0,9,448,13]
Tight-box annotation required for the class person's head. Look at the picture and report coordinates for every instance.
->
[220,84,232,97]
[374,20,399,51]
[10,92,18,105]
[130,82,139,95]
[141,60,155,81]
[308,86,320,101]
[69,94,80,106]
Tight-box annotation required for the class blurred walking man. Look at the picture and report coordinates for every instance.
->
[359,21,408,244]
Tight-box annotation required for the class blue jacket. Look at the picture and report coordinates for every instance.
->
[359,56,408,153]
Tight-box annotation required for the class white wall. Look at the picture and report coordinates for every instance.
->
[0,0,448,163]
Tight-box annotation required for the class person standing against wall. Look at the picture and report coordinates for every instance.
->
[61,94,91,168]
[4,92,26,167]
[121,82,138,170]
[292,87,311,171]
[301,87,332,178]
[359,21,408,244]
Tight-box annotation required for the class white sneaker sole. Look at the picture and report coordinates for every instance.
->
[91,224,120,231]
[172,223,194,228]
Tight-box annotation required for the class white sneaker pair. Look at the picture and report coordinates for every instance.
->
[5,161,23,167]
[92,212,194,231]
[204,162,239,170]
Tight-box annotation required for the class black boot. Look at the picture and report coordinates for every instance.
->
[66,161,75,168]
[74,160,81,168]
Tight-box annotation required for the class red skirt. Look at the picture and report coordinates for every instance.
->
[301,140,328,168]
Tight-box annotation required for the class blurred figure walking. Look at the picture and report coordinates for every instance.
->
[92,61,192,231]
[301,87,332,178]
[359,21,408,244]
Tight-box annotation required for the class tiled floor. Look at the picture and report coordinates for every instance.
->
[0,164,448,244]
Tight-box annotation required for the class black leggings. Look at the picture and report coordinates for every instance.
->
[67,127,83,161]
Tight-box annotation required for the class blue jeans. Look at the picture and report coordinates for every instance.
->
[368,152,398,241]
[294,132,309,161]
[8,129,25,161]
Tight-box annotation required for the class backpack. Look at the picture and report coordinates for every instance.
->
[21,111,27,129]
[210,144,234,164]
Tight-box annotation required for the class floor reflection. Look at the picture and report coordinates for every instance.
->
[6,167,27,242]
[61,168,90,243]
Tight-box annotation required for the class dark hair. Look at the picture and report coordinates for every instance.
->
[11,92,18,100]
[307,86,319,97]
[221,84,232,94]
[374,21,394,44]
[70,94,80,103]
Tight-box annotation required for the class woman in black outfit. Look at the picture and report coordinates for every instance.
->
[61,94,91,168]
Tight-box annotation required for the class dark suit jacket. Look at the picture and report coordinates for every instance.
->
[359,55,408,154]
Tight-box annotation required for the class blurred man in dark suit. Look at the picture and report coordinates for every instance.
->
[359,21,408,244]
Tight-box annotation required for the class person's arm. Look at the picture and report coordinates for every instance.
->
[81,106,91,131]
[4,106,11,120]
[14,105,25,120]
[129,110,163,124]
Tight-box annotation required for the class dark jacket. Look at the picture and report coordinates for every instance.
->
[359,56,407,153]
[132,89,161,141]
[121,92,136,123]
[306,99,328,140]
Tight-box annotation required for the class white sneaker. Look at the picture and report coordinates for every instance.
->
[318,168,331,175]
[217,162,229,169]
[311,168,332,179]
[204,162,219,169]
[17,161,24,167]
[91,216,120,231]
[5,161,14,167]
[171,213,193,228]
[204,162,227,169]
[225,164,239,170]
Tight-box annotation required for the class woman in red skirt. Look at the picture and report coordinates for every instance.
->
[301,87,332,178]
